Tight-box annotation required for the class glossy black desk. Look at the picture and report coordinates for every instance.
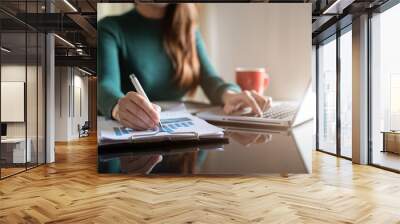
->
[98,112,313,175]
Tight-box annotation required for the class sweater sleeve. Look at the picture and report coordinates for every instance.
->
[97,17,125,118]
[196,30,241,105]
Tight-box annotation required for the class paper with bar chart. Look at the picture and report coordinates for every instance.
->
[99,110,223,141]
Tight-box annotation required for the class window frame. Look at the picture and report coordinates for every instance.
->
[315,24,353,160]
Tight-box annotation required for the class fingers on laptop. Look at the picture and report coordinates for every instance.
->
[242,91,263,116]
[224,103,240,114]
[223,91,270,116]
[250,90,271,112]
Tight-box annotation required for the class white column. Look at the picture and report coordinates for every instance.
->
[45,0,56,163]
[352,14,369,164]
[46,33,55,163]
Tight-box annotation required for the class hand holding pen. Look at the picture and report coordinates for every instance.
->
[111,74,162,131]
[129,74,164,130]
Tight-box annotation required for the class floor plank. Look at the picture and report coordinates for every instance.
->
[1,135,400,224]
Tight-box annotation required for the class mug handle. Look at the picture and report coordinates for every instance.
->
[264,73,270,89]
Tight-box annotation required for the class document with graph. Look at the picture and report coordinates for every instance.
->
[99,110,224,142]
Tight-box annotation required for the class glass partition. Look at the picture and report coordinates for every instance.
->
[0,31,28,177]
[0,1,46,179]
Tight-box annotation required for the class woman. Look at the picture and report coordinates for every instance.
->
[98,3,270,130]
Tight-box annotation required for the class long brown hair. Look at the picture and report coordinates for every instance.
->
[163,4,200,93]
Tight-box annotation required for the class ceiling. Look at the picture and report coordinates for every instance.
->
[1,32,46,65]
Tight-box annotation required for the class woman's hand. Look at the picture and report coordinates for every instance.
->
[222,90,272,116]
[112,91,160,130]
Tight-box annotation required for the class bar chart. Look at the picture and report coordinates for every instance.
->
[160,117,194,133]
[113,117,195,136]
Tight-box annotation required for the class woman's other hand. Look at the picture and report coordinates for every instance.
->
[112,91,160,130]
[222,90,272,116]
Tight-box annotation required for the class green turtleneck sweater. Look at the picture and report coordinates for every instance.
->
[97,9,240,117]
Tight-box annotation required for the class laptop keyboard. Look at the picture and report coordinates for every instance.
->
[263,103,297,119]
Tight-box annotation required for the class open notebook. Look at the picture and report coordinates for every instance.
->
[99,110,224,143]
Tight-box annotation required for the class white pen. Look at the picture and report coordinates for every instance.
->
[129,74,164,130]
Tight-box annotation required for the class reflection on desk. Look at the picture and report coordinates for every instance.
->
[98,120,313,175]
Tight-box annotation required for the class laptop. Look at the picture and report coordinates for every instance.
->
[197,82,315,128]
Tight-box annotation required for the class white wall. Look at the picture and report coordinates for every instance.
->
[97,3,311,102]
[1,65,26,138]
[55,67,69,141]
[1,65,41,137]
[198,3,311,101]
[1,64,46,163]
[97,3,134,21]
[72,74,89,138]
[54,67,89,141]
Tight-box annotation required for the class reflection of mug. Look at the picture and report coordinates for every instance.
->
[235,68,270,94]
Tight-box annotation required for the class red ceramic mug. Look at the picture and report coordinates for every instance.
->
[235,68,270,94]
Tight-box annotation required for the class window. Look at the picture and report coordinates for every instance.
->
[340,28,352,158]
[371,2,400,171]
[317,36,337,155]
[317,25,353,159]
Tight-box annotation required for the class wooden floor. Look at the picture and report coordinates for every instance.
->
[1,135,400,224]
